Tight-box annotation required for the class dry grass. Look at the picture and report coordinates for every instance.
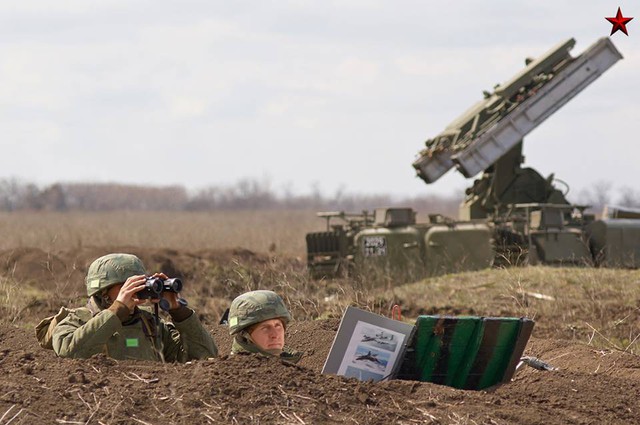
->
[0,275,51,324]
[0,211,325,257]
[394,266,640,354]
[1,210,639,355]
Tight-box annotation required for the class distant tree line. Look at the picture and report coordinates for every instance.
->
[1,177,636,215]
[575,181,640,214]
[0,178,463,215]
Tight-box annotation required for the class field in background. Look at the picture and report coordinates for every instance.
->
[0,210,639,356]
[0,210,325,257]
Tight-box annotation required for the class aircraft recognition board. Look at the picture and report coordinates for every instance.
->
[322,306,415,382]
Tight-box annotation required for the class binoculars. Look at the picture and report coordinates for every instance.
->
[137,277,183,300]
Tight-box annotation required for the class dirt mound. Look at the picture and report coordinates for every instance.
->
[0,246,295,287]
[0,247,80,287]
[0,321,639,424]
[1,246,640,423]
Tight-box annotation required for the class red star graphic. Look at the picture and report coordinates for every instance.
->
[606,7,633,36]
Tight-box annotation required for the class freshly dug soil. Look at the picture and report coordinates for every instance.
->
[1,322,639,424]
[0,247,638,424]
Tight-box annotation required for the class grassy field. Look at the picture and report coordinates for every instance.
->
[0,210,325,257]
[1,210,639,355]
[394,266,640,353]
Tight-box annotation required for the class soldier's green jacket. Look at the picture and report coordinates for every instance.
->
[52,300,218,361]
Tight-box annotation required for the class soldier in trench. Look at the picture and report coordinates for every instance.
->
[227,290,302,363]
[51,253,218,361]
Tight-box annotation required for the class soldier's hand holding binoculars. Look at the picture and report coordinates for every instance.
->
[115,274,149,311]
[114,272,186,314]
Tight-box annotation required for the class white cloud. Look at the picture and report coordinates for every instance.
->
[0,1,637,197]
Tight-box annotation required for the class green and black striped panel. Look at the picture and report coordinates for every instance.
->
[409,315,534,390]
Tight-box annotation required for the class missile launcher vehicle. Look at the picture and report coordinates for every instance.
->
[306,37,640,283]
[306,208,494,282]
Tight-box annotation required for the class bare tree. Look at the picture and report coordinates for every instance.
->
[40,184,68,211]
[0,178,42,211]
[576,180,613,214]
[617,186,640,208]
[0,177,463,214]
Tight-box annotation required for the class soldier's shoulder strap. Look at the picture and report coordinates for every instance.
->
[35,306,91,349]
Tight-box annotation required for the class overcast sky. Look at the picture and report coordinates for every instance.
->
[1,1,638,200]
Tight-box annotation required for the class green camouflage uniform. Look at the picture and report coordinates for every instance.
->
[52,253,217,361]
[228,290,302,363]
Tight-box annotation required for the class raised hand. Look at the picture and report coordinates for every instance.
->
[115,274,148,311]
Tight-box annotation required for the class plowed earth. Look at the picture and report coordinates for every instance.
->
[0,247,638,424]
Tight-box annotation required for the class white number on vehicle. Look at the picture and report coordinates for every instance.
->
[363,236,387,257]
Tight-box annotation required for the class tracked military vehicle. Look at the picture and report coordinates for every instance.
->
[306,208,493,282]
[307,37,640,282]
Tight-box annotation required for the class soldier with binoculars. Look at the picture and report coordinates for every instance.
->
[51,253,218,361]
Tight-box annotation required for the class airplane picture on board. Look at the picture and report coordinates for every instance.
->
[355,351,383,365]
[351,346,390,372]
[360,330,398,352]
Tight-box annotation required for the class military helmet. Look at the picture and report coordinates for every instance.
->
[85,253,146,296]
[228,290,291,335]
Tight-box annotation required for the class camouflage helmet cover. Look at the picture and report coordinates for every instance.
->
[85,253,146,296]
[228,290,291,335]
